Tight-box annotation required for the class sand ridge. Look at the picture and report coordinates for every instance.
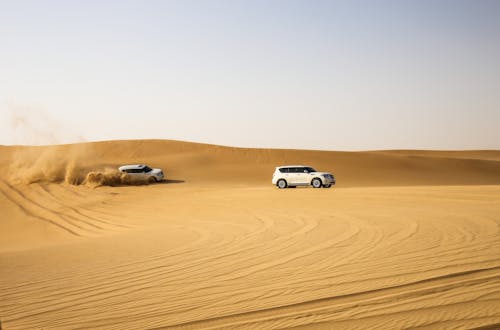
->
[1,140,500,187]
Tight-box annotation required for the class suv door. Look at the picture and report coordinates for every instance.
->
[291,167,307,185]
[285,167,297,185]
[129,169,143,176]
[296,167,311,185]
[276,167,290,183]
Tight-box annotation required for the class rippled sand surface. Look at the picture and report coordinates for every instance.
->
[1,141,499,329]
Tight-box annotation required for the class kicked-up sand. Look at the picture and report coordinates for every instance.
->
[0,140,499,329]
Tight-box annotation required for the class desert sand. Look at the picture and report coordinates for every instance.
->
[1,140,499,329]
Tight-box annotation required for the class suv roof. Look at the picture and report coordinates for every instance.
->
[276,165,307,169]
[119,164,147,170]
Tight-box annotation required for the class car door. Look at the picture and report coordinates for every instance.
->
[288,167,303,185]
[278,167,292,184]
[295,167,310,185]
[286,168,297,185]
[129,168,142,177]
[125,169,136,176]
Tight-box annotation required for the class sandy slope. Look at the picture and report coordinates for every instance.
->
[0,140,499,329]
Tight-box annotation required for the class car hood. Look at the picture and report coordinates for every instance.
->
[310,172,334,176]
[151,168,163,174]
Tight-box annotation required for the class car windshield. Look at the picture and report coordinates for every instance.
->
[305,167,316,173]
[143,166,153,173]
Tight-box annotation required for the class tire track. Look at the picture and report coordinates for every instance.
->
[0,180,80,236]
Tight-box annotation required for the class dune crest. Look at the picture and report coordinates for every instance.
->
[2,139,500,187]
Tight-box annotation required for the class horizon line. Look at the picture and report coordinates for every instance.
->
[2,138,499,153]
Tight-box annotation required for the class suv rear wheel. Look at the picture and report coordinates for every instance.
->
[312,178,322,188]
[277,179,287,189]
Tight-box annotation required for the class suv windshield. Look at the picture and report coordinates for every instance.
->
[304,167,316,173]
[143,166,153,173]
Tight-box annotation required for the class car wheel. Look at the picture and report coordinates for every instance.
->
[312,178,322,188]
[148,176,157,184]
[323,184,332,188]
[277,179,287,189]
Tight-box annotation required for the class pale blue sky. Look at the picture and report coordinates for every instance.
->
[1,0,499,149]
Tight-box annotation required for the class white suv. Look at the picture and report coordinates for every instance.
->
[118,164,165,182]
[272,165,335,189]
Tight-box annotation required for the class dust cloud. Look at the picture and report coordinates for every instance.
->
[8,145,152,187]
[4,103,84,146]
[5,103,153,187]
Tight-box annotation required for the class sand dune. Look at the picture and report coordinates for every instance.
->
[2,140,500,187]
[1,140,499,329]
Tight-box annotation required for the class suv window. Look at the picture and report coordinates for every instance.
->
[279,168,288,173]
[289,167,301,173]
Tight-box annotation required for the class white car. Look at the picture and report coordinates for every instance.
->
[118,164,165,182]
[272,165,335,189]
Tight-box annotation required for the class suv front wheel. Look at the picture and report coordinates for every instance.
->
[277,179,288,189]
[312,178,322,188]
